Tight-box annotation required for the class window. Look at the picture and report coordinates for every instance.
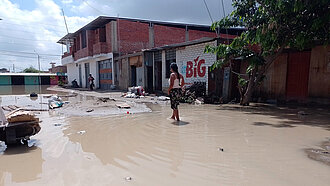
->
[165,49,176,78]
[154,51,162,62]
[81,30,87,48]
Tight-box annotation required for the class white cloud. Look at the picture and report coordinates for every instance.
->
[0,0,233,71]
[0,0,93,71]
[61,0,73,4]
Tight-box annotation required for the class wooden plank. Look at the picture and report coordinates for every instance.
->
[116,103,131,109]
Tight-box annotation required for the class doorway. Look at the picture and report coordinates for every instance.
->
[84,63,90,88]
[78,64,82,87]
[131,66,137,86]
[155,61,162,91]
[286,51,311,99]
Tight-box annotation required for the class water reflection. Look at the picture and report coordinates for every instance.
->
[0,144,43,184]
[0,85,54,95]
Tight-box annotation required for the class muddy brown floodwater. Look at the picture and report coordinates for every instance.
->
[0,86,330,186]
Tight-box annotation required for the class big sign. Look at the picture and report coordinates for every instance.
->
[186,56,206,78]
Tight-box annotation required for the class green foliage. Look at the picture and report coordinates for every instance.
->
[206,0,329,65]
[238,75,248,86]
[23,66,41,73]
[205,0,329,104]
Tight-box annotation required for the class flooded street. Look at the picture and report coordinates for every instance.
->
[0,86,330,186]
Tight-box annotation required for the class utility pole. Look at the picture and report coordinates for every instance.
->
[13,64,15,73]
[34,50,42,109]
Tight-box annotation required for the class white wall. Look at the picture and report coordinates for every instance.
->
[66,53,113,89]
[136,66,143,86]
[66,63,79,86]
[159,41,216,93]
[161,51,167,89]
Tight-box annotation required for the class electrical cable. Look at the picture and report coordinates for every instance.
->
[0,34,58,42]
[0,49,62,56]
[80,0,106,15]
[202,0,214,24]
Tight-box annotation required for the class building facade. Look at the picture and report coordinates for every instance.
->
[256,45,330,102]
[58,16,243,90]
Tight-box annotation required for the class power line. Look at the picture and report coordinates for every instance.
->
[0,25,65,36]
[0,34,59,42]
[202,0,214,23]
[221,0,230,44]
[0,41,59,48]
[0,49,62,56]
[80,0,107,15]
[0,21,67,34]
[0,16,71,27]
[0,53,37,59]
[0,53,61,59]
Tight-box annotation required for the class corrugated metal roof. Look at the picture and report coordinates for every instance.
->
[144,37,217,52]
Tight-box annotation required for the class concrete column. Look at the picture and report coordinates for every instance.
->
[161,50,166,91]
[149,23,155,48]
[185,26,189,41]
[111,21,118,53]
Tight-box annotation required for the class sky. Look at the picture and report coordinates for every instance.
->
[0,0,233,71]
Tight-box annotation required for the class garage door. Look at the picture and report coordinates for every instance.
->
[99,59,113,89]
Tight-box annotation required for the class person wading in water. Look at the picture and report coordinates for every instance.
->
[168,63,185,121]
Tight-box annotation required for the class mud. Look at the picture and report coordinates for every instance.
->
[0,86,330,185]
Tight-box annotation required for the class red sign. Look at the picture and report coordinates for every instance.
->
[186,56,206,78]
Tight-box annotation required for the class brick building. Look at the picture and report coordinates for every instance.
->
[58,16,242,89]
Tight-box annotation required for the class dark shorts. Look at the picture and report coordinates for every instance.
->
[170,88,182,110]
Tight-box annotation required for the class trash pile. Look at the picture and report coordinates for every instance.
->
[123,86,145,98]
[180,82,206,104]
[48,95,64,109]
[0,108,41,145]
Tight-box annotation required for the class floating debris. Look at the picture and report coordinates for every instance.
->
[77,130,86,135]
[86,109,94,113]
[54,124,62,127]
[125,176,132,182]
[157,96,170,101]
[30,92,38,97]
[116,103,131,109]
[48,96,64,109]
[218,147,224,152]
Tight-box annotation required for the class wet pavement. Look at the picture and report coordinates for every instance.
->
[0,85,330,186]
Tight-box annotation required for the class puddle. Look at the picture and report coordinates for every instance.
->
[0,89,330,185]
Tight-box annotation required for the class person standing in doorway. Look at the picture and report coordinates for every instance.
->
[88,74,95,90]
[168,63,184,121]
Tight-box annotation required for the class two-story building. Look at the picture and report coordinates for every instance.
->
[58,16,242,90]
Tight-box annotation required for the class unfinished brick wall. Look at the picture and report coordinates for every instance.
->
[154,25,186,47]
[87,30,95,56]
[118,19,149,54]
[189,30,216,41]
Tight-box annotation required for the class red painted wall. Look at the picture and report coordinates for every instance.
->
[154,25,185,47]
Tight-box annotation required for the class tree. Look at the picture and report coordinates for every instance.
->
[23,66,41,73]
[205,0,329,105]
